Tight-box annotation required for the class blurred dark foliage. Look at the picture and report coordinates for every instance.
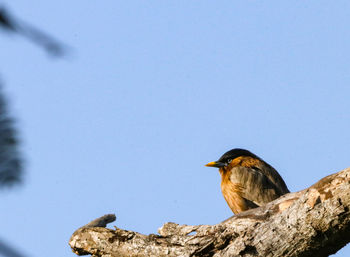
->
[0,239,25,257]
[0,82,22,187]
[0,6,67,57]
[0,5,68,256]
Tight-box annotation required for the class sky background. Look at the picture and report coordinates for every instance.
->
[1,1,350,256]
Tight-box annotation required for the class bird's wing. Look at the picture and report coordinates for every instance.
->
[254,162,290,195]
[230,165,289,207]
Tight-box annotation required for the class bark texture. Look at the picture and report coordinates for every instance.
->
[69,168,350,257]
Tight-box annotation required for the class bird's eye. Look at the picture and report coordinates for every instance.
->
[226,159,232,164]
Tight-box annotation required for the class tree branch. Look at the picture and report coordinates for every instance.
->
[69,167,350,257]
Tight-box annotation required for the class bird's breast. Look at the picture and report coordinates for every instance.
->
[219,168,247,214]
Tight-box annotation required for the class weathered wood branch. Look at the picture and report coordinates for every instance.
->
[69,168,350,257]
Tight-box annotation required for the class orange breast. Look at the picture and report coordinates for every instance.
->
[219,168,246,214]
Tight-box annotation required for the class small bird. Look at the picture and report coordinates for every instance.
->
[206,148,289,214]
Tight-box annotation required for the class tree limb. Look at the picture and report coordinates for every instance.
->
[69,167,350,257]
[0,6,68,57]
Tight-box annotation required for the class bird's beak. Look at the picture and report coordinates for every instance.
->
[205,161,225,168]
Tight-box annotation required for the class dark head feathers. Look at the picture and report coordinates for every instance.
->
[217,148,260,164]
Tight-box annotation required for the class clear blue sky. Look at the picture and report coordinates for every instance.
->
[1,1,350,256]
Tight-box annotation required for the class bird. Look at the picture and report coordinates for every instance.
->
[205,148,289,214]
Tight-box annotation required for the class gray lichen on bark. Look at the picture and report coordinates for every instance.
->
[69,168,350,257]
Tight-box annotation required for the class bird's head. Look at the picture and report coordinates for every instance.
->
[205,148,259,168]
